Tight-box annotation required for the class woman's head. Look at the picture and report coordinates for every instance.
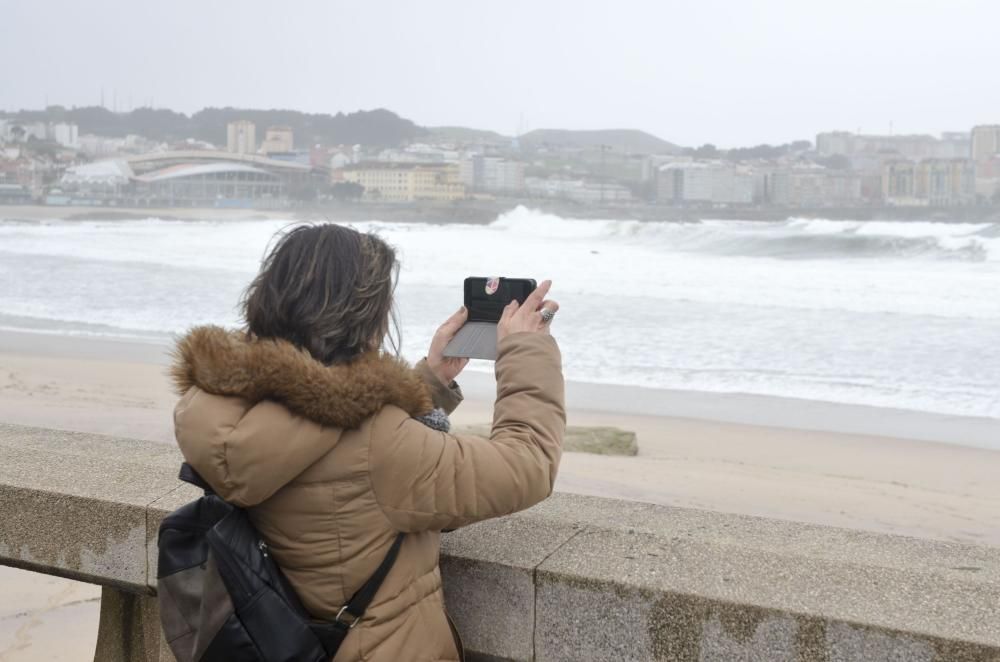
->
[241,223,399,365]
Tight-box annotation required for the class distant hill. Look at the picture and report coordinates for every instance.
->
[3,106,683,154]
[519,128,682,155]
[3,106,426,148]
[427,126,510,143]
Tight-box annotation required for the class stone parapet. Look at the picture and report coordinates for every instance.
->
[2,423,998,661]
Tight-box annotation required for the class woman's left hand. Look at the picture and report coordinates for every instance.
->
[426,306,470,385]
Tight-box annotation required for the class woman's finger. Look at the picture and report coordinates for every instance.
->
[438,306,467,336]
[520,280,551,313]
[499,299,519,325]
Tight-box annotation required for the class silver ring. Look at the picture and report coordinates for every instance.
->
[540,307,556,324]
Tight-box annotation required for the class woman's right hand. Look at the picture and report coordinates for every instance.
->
[497,279,559,341]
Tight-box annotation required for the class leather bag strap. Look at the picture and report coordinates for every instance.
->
[178,462,214,494]
[311,533,406,656]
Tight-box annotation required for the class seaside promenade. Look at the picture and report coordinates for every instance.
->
[2,424,1000,661]
[1,329,999,660]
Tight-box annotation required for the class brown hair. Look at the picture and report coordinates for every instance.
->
[241,223,400,365]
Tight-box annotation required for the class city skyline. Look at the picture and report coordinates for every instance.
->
[3,0,999,148]
[1,102,993,153]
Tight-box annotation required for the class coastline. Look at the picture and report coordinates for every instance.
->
[1,327,998,547]
[1,328,995,449]
[3,201,999,225]
[2,326,998,658]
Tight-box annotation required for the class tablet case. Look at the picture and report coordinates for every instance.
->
[443,277,535,361]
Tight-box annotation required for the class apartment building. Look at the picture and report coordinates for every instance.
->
[882,159,976,206]
[971,125,1000,162]
[459,155,526,193]
[657,161,753,205]
[226,120,256,154]
[341,163,465,202]
[259,126,294,154]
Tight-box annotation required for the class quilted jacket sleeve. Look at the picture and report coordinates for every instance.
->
[368,333,565,532]
[414,358,464,414]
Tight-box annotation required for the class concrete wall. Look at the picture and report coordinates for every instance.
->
[2,423,999,661]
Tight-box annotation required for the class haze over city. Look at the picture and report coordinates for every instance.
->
[4,0,1000,147]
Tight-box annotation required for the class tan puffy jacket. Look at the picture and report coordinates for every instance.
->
[171,326,565,661]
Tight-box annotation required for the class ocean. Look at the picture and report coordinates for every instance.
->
[1,206,998,421]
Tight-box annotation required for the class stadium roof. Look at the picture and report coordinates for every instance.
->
[125,150,312,172]
[134,162,276,183]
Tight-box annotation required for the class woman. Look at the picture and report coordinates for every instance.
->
[170,224,564,661]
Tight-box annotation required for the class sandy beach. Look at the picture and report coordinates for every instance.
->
[1,329,999,660]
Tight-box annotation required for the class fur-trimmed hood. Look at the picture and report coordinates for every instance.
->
[170,325,433,429]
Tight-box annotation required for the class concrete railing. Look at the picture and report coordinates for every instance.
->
[2,422,999,662]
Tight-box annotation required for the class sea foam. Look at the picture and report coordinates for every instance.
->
[1,209,998,421]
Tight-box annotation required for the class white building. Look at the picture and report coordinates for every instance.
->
[937,132,971,159]
[49,123,79,148]
[328,145,363,171]
[817,130,971,161]
[78,134,127,157]
[377,143,459,164]
[259,126,293,154]
[57,159,135,200]
[227,120,257,154]
[525,177,632,203]
[459,155,525,192]
[0,121,80,146]
[77,133,163,157]
[658,162,753,205]
[61,159,134,186]
[330,152,353,169]
[971,125,1000,162]
[642,154,684,181]
[758,165,862,206]
[816,131,855,157]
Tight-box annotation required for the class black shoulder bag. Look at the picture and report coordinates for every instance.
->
[157,463,404,662]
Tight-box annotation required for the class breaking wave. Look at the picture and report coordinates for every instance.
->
[489,206,1000,262]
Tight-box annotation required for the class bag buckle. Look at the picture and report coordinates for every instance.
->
[335,606,362,629]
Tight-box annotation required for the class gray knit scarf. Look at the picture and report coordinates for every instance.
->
[414,407,451,433]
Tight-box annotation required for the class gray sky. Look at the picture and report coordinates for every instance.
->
[4,0,998,147]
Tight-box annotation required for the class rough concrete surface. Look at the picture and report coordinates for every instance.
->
[0,423,185,592]
[145,482,202,591]
[3,423,1000,662]
[441,515,582,661]
[92,587,175,662]
[456,424,639,456]
[0,424,180,503]
[536,527,1000,647]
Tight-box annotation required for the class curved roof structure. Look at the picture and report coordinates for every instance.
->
[134,162,278,183]
[125,150,313,173]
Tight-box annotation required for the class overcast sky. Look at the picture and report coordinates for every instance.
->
[3,0,998,147]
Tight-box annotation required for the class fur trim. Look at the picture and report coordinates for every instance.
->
[171,325,433,428]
